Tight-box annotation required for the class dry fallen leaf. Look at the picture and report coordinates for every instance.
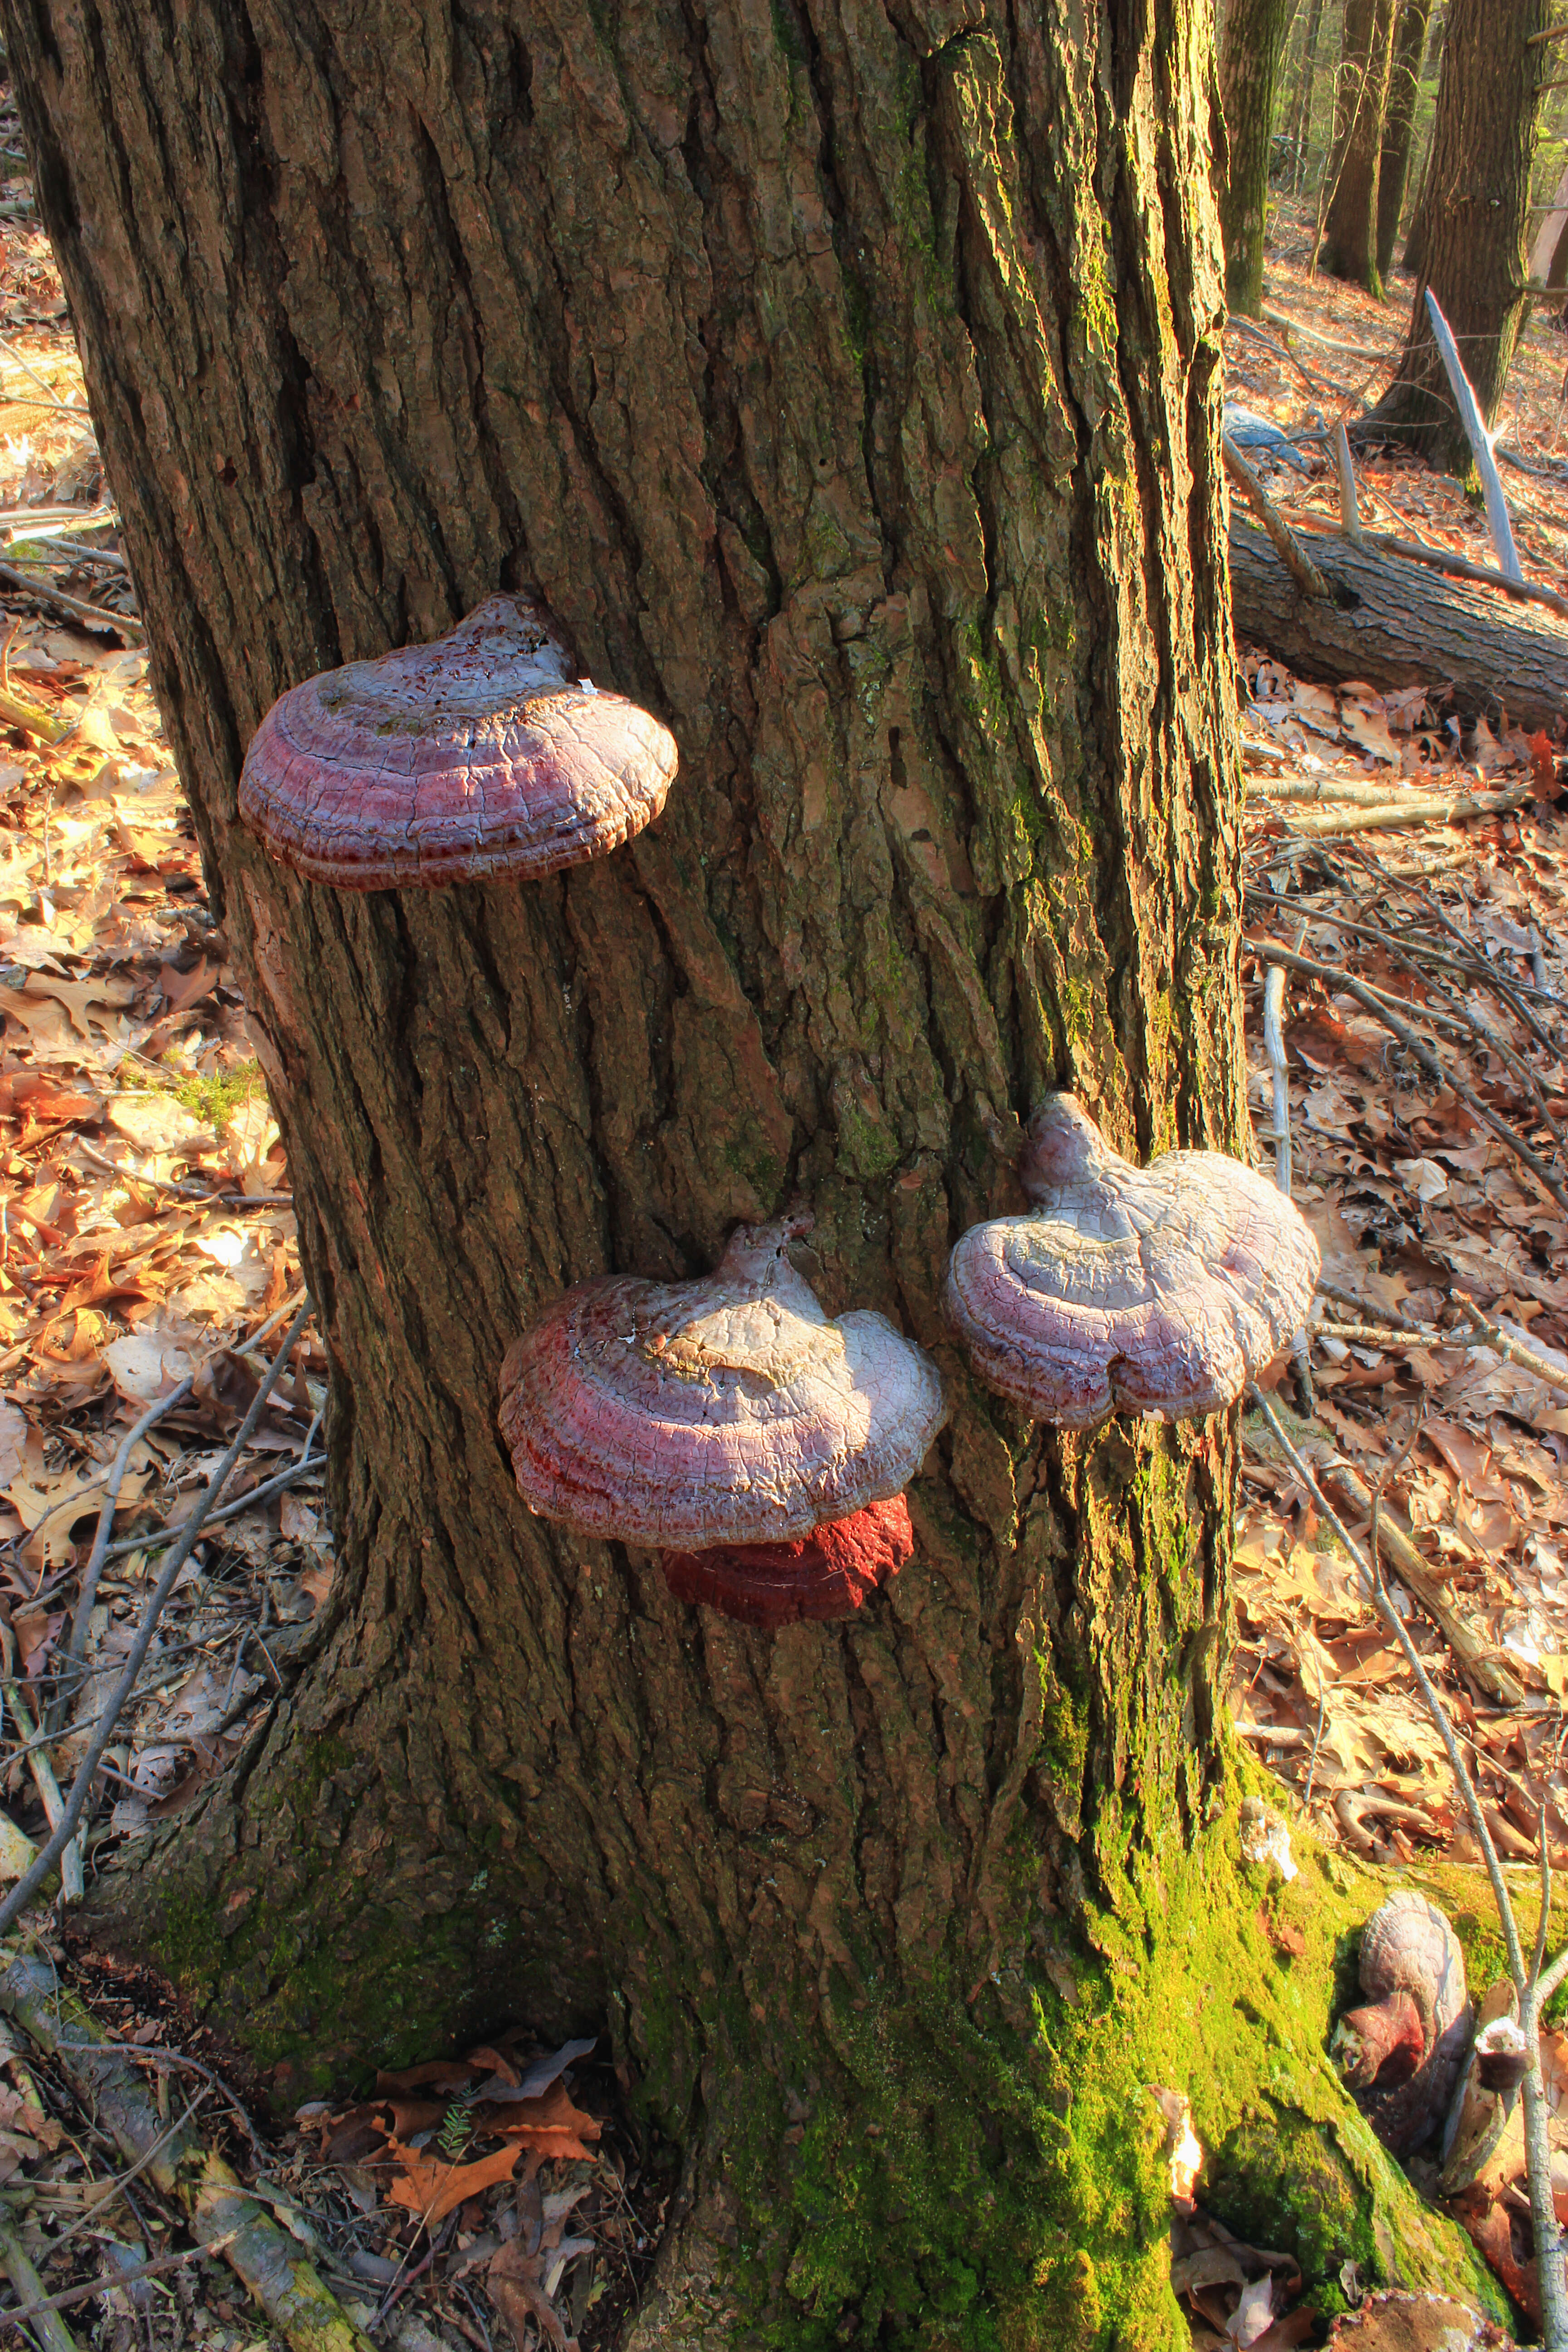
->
[384,2136,520,2226]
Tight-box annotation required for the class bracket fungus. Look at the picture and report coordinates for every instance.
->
[239,593,677,889]
[1331,1891,1472,2156]
[943,1094,1320,1427]
[497,1216,946,1628]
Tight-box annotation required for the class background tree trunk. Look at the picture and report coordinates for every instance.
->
[1364,0,1553,466]
[1219,0,1302,315]
[1400,0,1449,270]
[1287,0,1327,195]
[0,0,1502,2340]
[1375,0,1436,280]
[1320,0,1400,291]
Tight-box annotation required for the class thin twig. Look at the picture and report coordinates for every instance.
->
[1452,1294,1568,1400]
[2,1687,82,1906]
[0,1298,312,1932]
[49,1382,195,1736]
[99,1431,323,1565]
[1223,436,1332,600]
[1243,936,1568,1218]
[0,562,142,642]
[0,2232,237,2324]
[33,2096,208,2255]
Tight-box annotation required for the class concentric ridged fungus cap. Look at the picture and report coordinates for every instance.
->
[238,593,678,888]
[498,1217,947,1550]
[944,1094,1320,1427]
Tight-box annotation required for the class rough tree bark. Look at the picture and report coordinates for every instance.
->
[1218,0,1301,315]
[1319,0,1400,293]
[0,1,1502,2342]
[1374,0,1435,283]
[1365,0,1553,467]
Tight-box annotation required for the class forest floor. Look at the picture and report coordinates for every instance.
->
[0,139,1555,2352]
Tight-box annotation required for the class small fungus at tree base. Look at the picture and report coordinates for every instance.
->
[497,1215,946,1629]
[1331,1890,1472,2157]
[239,592,678,888]
[943,1093,1320,1426]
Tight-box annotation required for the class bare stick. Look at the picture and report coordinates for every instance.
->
[1452,1293,1568,1399]
[0,1298,312,1933]
[1261,966,1294,1194]
[0,2214,79,2352]
[1259,785,1531,838]
[3,1686,82,1906]
[0,2234,238,2325]
[1248,1389,1568,2348]
[1315,1274,1429,1333]
[1333,421,1363,544]
[0,561,142,643]
[1243,937,1568,1219]
[1423,291,1523,584]
[48,1379,195,1735]
[1222,436,1331,601]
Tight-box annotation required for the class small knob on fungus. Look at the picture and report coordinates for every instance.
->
[943,1093,1320,1427]
[239,593,678,889]
[497,1217,947,1628]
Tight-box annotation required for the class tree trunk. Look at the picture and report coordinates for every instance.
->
[1400,0,1449,271]
[1219,0,1302,315]
[1319,0,1401,292]
[1229,514,1568,726]
[0,0,1503,2340]
[1287,0,1327,195]
[1375,0,1436,281]
[1365,0,1553,468]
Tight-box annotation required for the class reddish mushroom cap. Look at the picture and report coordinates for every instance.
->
[239,593,677,889]
[943,1094,1320,1426]
[661,1493,914,1627]
[497,1216,946,1551]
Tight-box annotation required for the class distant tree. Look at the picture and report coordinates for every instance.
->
[1319,0,1401,291]
[1364,0,1553,468]
[1219,0,1303,313]
[1375,0,1436,280]
[1286,0,1328,193]
[1402,4,1449,271]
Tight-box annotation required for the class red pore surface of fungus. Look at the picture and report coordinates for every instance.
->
[944,1094,1321,1427]
[498,1215,946,1552]
[661,1494,915,1627]
[239,593,678,888]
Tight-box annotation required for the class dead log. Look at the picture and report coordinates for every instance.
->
[1229,514,1568,732]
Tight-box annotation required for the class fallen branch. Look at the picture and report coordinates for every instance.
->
[1229,515,1568,732]
[1452,1294,1568,1399]
[1333,421,1363,545]
[0,2213,78,2352]
[1223,436,1331,601]
[0,1956,375,2352]
[0,560,142,643]
[1241,936,1568,1220]
[1254,784,1530,838]
[1423,292,1522,583]
[0,2233,237,2324]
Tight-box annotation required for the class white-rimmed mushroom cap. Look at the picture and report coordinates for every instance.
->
[944,1095,1320,1426]
[498,1217,946,1549]
[239,593,677,888]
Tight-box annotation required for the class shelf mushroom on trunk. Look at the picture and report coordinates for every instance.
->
[944,1095,1320,1426]
[497,1216,946,1628]
[238,593,678,888]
